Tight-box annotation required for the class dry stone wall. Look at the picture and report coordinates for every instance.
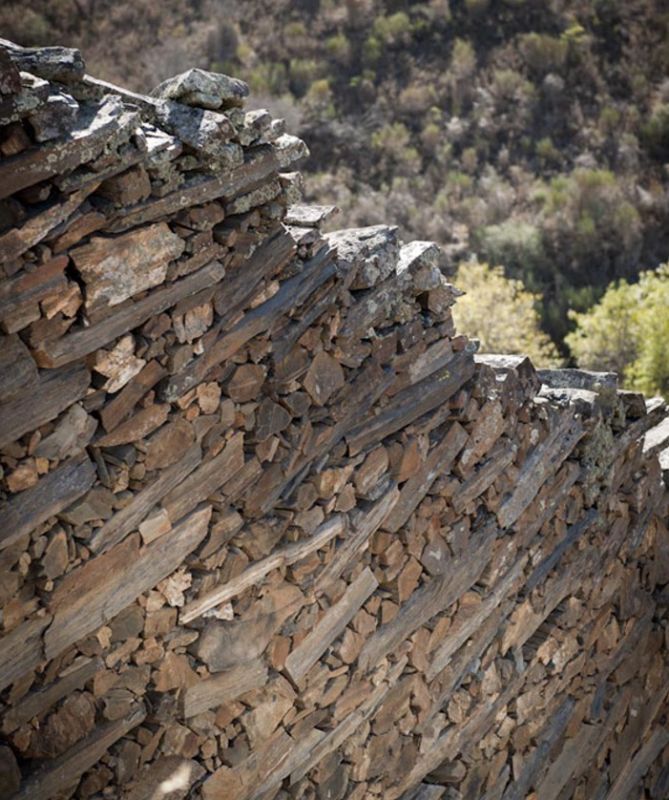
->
[1,39,669,800]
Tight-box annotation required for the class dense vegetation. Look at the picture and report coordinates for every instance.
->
[4,0,668,386]
[567,265,669,397]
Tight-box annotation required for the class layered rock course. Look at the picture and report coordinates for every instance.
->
[1,39,669,800]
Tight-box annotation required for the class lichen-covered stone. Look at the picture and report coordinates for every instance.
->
[151,68,249,110]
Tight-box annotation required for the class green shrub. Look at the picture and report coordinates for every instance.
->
[535,136,561,166]
[362,35,382,67]
[247,62,288,95]
[450,38,476,79]
[566,264,669,397]
[465,0,490,12]
[283,21,307,39]
[453,261,561,366]
[490,68,534,102]
[288,58,322,97]
[305,79,335,118]
[475,220,546,291]
[398,84,434,114]
[372,12,412,44]
[598,105,621,135]
[641,103,669,160]
[518,33,568,74]
[0,6,51,44]
[325,32,351,65]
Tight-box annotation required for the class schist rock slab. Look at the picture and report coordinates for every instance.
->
[71,222,185,311]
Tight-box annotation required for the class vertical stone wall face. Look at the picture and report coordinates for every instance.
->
[1,40,668,800]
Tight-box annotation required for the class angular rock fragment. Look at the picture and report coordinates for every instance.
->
[152,68,249,110]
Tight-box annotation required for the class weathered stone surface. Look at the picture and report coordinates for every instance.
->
[0,95,136,200]
[94,335,146,393]
[274,132,310,169]
[227,364,266,403]
[0,451,95,552]
[34,403,97,460]
[125,757,205,800]
[241,685,293,748]
[256,398,291,441]
[0,47,21,95]
[326,225,400,290]
[145,418,195,471]
[138,508,172,544]
[303,351,345,406]
[153,99,241,164]
[0,39,85,83]
[98,164,151,206]
[28,89,79,142]
[59,486,115,525]
[0,745,21,797]
[96,404,170,447]
[226,178,282,215]
[26,691,96,758]
[537,368,618,391]
[42,530,69,580]
[71,223,185,311]
[152,68,249,110]
[0,182,99,265]
[285,204,338,228]
[0,333,37,403]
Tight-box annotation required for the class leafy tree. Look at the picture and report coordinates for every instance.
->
[566,264,669,397]
[452,261,561,367]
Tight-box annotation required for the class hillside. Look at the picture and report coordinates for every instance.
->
[2,0,669,347]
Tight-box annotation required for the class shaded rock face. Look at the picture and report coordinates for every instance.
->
[0,38,668,800]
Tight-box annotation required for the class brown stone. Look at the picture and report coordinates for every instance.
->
[144,418,195,471]
[153,653,200,693]
[42,530,69,580]
[94,335,146,393]
[138,509,172,545]
[98,165,151,206]
[196,382,221,414]
[71,222,185,311]
[303,351,345,406]
[256,398,291,441]
[26,691,96,759]
[6,459,39,492]
[227,363,266,402]
[0,746,21,797]
[96,404,170,447]
[125,757,205,800]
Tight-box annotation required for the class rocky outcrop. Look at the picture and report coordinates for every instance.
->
[0,39,668,800]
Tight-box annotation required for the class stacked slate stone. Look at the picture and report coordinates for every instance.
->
[1,38,669,800]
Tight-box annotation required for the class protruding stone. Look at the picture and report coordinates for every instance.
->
[153,99,241,163]
[274,133,310,168]
[28,90,79,142]
[326,225,400,290]
[151,68,249,110]
[0,39,85,83]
